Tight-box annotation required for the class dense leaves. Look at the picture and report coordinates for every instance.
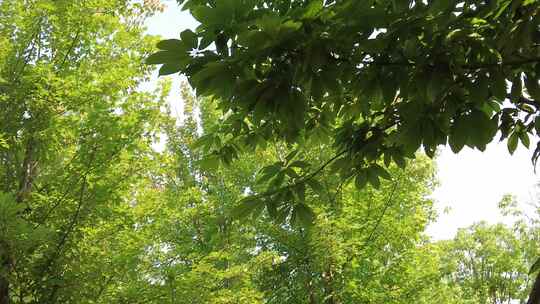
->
[101,84,445,303]
[2,0,540,303]
[0,0,166,302]
[150,0,540,190]
[435,197,540,303]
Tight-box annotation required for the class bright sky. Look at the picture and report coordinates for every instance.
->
[144,1,539,241]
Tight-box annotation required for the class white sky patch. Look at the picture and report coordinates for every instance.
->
[145,1,539,240]
[428,143,538,240]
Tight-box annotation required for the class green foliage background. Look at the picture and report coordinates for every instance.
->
[0,0,539,303]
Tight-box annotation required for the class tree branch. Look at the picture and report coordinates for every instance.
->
[246,148,349,201]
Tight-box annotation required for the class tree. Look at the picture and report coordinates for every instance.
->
[148,1,540,301]
[438,223,534,303]
[148,0,539,191]
[0,0,166,302]
[430,194,540,304]
[104,82,446,304]
[2,1,539,303]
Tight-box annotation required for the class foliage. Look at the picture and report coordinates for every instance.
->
[435,208,540,304]
[99,83,444,303]
[148,0,540,197]
[2,0,540,303]
[0,0,167,302]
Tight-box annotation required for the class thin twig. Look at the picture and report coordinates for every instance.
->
[246,149,349,201]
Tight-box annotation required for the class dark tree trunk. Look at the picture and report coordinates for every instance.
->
[0,253,8,304]
[528,271,540,304]
[0,275,8,304]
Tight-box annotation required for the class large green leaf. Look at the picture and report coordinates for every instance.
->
[159,63,183,76]
[180,29,198,49]
[146,50,187,65]
[231,199,264,219]
[449,114,470,153]
[156,39,184,51]
[507,131,519,154]
[292,202,315,227]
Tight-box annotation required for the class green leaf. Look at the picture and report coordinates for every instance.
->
[510,76,522,101]
[469,75,489,103]
[383,152,392,167]
[192,134,216,151]
[372,164,391,180]
[399,123,423,155]
[252,99,269,124]
[427,70,447,102]
[146,50,187,65]
[302,1,323,19]
[428,0,454,15]
[275,203,291,225]
[358,39,387,54]
[293,203,315,227]
[258,164,281,184]
[507,132,519,154]
[191,5,222,26]
[519,131,530,148]
[180,29,198,49]
[269,172,285,190]
[198,154,220,170]
[355,171,368,189]
[159,63,183,76]
[467,110,496,149]
[393,153,406,169]
[366,169,381,189]
[237,30,272,50]
[490,69,507,101]
[493,0,512,18]
[392,0,410,12]
[231,199,263,219]
[449,115,469,153]
[294,183,306,203]
[156,39,184,51]
[285,149,299,163]
[216,35,229,56]
[525,73,540,101]
[306,179,325,196]
[191,62,236,98]
[284,167,300,178]
[266,201,278,219]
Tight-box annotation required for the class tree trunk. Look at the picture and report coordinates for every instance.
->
[323,269,336,304]
[0,248,9,304]
[527,271,540,304]
[0,138,38,303]
[16,137,37,204]
[0,138,37,304]
[0,275,8,304]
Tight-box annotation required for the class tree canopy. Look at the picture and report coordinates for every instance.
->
[2,0,540,303]
[146,1,540,301]
[0,0,166,302]
[148,0,540,189]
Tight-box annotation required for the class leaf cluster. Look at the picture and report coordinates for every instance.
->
[150,0,540,187]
